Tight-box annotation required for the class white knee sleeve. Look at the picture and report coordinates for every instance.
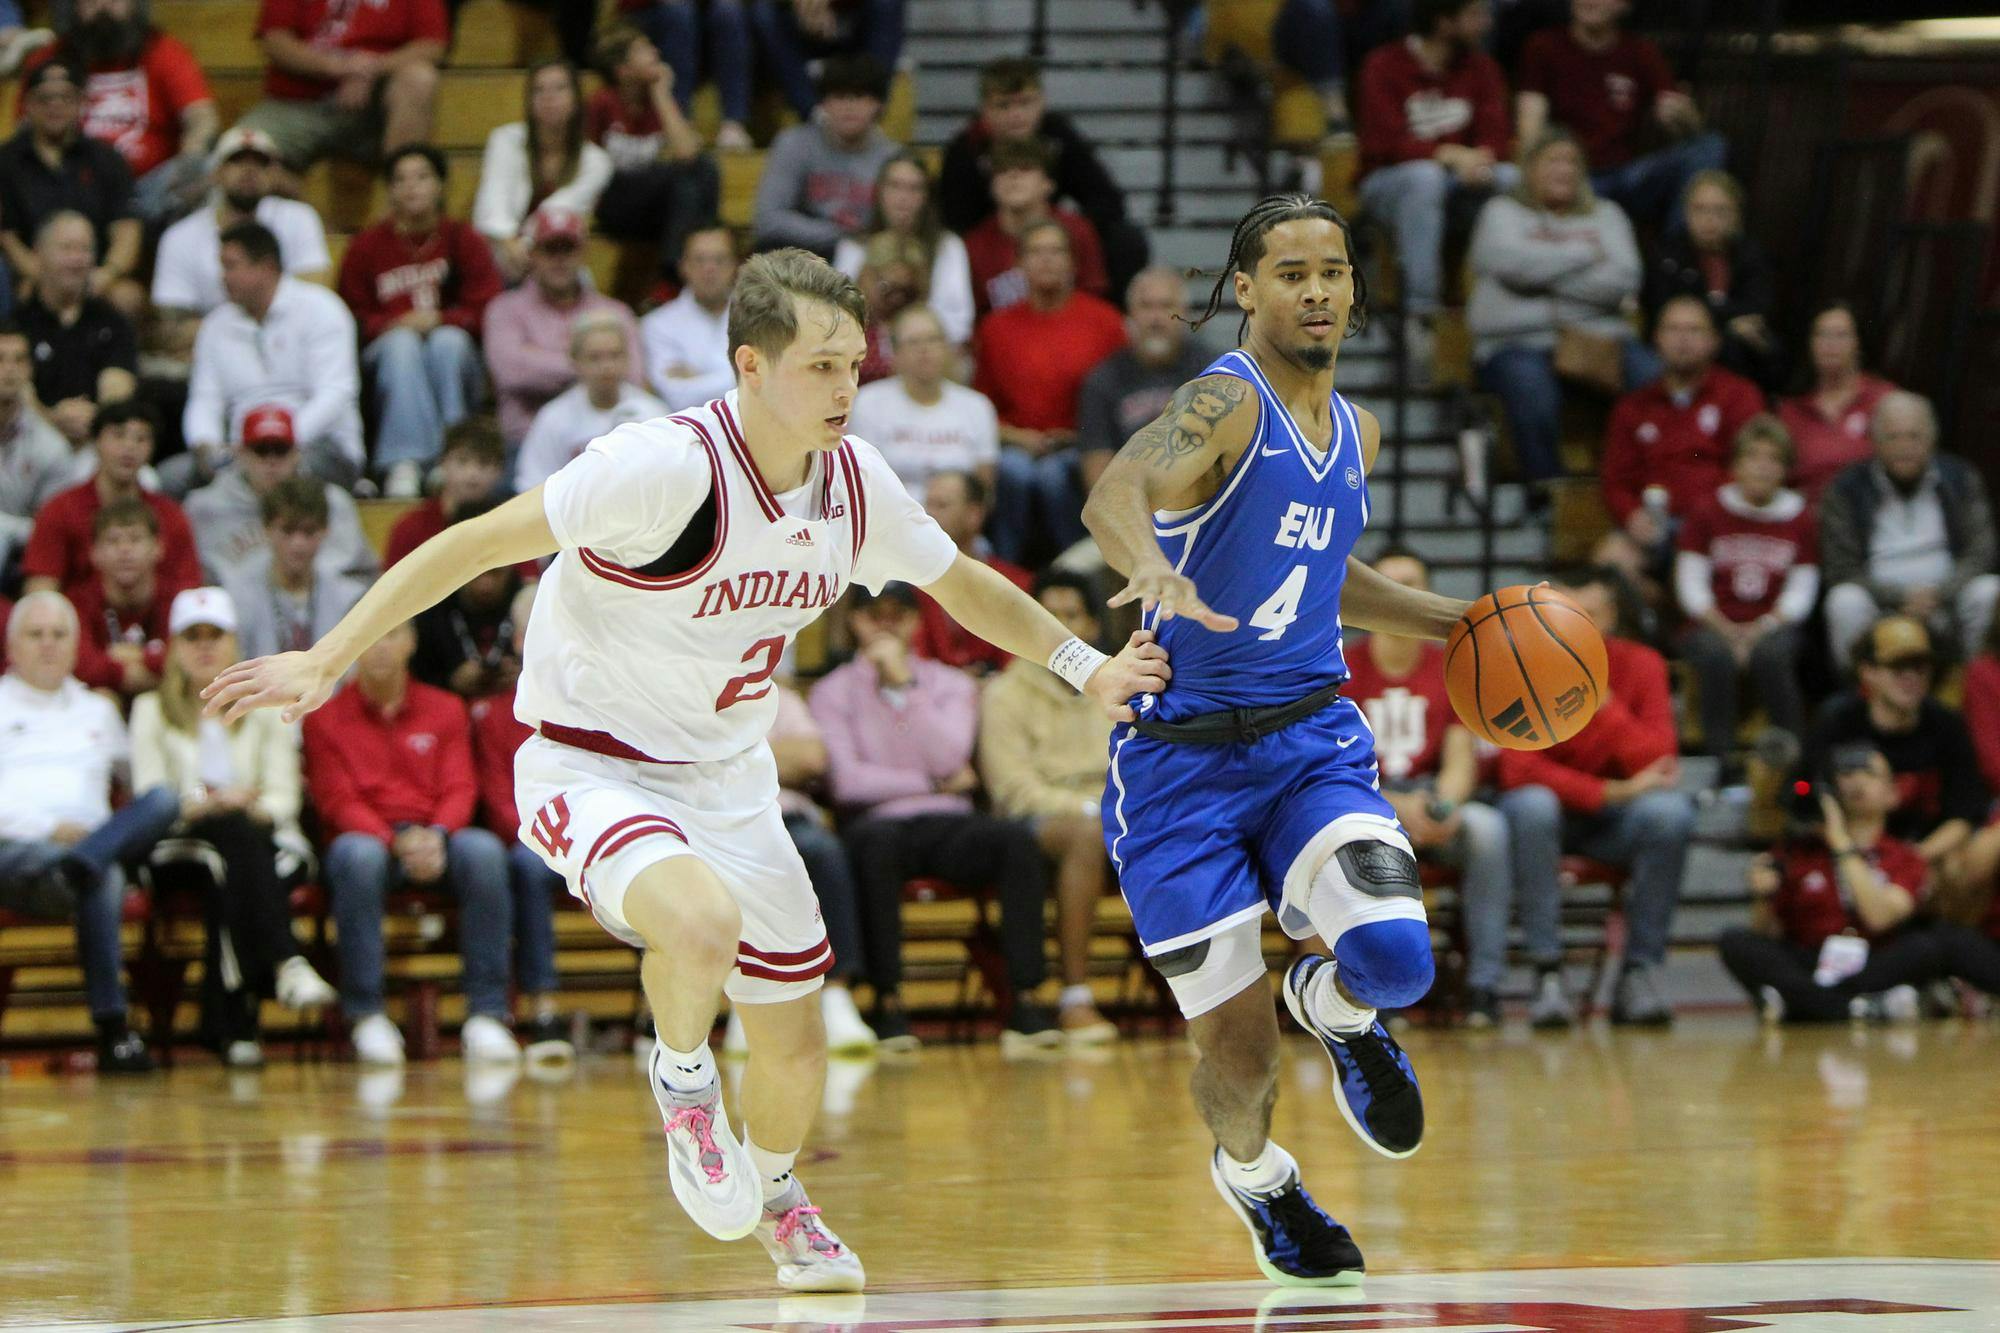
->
[1278,813,1428,946]
[1149,917,1267,1020]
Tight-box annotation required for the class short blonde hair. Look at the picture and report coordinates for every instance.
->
[1514,128,1596,217]
[727,248,868,367]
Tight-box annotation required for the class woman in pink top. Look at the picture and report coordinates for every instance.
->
[1777,300,1897,503]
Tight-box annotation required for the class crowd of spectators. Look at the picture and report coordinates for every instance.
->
[4,0,2000,1076]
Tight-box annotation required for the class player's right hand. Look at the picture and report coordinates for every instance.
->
[201,651,338,726]
[1108,567,1239,633]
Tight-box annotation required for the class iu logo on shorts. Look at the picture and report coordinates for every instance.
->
[530,794,575,858]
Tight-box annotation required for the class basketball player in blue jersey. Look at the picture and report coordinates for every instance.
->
[1083,195,1477,1286]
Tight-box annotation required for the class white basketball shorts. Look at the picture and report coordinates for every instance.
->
[513,733,833,1003]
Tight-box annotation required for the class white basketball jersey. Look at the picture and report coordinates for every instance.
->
[519,391,957,763]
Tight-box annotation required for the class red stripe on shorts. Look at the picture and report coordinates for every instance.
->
[735,941,834,983]
[583,815,686,873]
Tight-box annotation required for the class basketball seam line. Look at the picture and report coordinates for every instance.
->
[1492,604,1558,744]
[1522,588,1603,715]
[1461,611,1498,746]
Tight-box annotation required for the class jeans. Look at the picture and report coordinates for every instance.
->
[1359,157,1521,316]
[1476,339,1660,483]
[636,0,753,123]
[1272,0,1409,87]
[0,787,180,1019]
[366,325,483,471]
[324,828,513,1021]
[1825,575,2000,668]
[505,843,561,996]
[1498,783,1694,969]
[595,157,722,276]
[1679,623,1806,761]
[842,812,1050,1001]
[1590,132,1728,232]
[1717,926,1943,1021]
[991,445,1082,566]
[1435,800,1514,992]
[785,811,863,984]
[748,0,905,118]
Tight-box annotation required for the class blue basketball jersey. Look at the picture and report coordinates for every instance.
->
[1139,348,1371,723]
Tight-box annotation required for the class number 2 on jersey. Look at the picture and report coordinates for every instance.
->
[1249,565,1309,640]
[715,636,786,710]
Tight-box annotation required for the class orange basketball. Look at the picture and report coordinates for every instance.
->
[1443,586,1608,751]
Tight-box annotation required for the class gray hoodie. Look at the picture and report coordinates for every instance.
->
[1465,195,1642,363]
[184,467,378,587]
[223,549,371,664]
[0,406,71,560]
[751,121,898,257]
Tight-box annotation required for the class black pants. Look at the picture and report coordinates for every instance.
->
[1926,921,2000,994]
[595,159,722,278]
[162,813,302,1040]
[785,811,863,984]
[843,813,1049,1000]
[1717,926,1943,1021]
[1680,624,1806,762]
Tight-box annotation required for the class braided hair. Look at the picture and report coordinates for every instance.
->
[1189,193,1368,341]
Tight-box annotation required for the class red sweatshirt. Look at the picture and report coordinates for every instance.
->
[468,685,532,841]
[69,577,182,696]
[303,677,478,841]
[914,553,1032,671]
[1600,366,1765,524]
[1496,637,1677,815]
[22,483,202,598]
[338,216,504,343]
[973,291,1127,432]
[962,207,1109,321]
[1357,38,1511,175]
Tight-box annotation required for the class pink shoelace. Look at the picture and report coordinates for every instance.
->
[772,1204,841,1255]
[662,1105,727,1184]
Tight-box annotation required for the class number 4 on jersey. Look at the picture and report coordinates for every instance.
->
[1249,565,1309,640]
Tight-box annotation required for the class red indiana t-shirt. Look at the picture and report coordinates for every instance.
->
[972,291,1127,432]
[22,35,213,177]
[963,208,1110,321]
[1676,485,1815,623]
[257,0,450,102]
[1342,638,1452,783]
[1518,27,1676,171]
[584,87,663,174]
[1773,836,1928,951]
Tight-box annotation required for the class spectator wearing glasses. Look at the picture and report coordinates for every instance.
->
[184,404,375,588]
[0,59,143,315]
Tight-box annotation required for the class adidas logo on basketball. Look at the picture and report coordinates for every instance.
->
[1487,698,1541,743]
[786,527,814,547]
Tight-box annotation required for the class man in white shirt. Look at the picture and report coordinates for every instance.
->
[848,304,1000,499]
[184,404,377,587]
[640,224,736,411]
[516,311,667,492]
[0,323,72,567]
[150,127,331,355]
[181,219,363,492]
[0,591,179,1073]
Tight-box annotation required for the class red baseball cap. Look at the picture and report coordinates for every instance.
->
[241,404,296,447]
[525,206,586,247]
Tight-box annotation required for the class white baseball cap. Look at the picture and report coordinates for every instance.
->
[170,587,238,636]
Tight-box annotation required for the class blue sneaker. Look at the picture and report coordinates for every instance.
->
[1208,1144,1365,1287]
[1283,954,1424,1159]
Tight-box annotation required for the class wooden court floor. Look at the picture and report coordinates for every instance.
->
[3,1017,1999,1328]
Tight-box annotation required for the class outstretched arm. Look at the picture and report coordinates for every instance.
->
[204,490,560,723]
[1081,373,1261,632]
[1345,407,1471,640]
[922,553,1169,722]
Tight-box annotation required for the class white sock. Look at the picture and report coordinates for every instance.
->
[1059,984,1094,1011]
[1220,1141,1290,1196]
[655,1038,715,1094]
[745,1137,799,1203]
[1310,960,1376,1036]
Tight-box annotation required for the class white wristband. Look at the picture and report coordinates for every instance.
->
[1047,636,1109,693]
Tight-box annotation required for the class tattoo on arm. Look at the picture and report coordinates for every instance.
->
[1123,375,1251,468]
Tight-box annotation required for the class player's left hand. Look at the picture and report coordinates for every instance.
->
[1084,629,1171,723]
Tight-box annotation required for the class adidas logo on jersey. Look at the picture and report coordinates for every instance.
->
[786,527,814,547]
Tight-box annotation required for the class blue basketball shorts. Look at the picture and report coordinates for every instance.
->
[1102,697,1410,958]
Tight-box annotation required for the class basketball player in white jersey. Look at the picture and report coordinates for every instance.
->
[204,250,1169,1291]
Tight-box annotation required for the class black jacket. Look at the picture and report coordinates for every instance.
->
[938,110,1129,237]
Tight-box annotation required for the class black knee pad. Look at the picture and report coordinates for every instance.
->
[1334,840,1421,901]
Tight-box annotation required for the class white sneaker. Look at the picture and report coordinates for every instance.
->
[756,1181,865,1292]
[275,956,338,1009]
[351,1013,405,1066]
[722,1008,749,1057]
[820,985,877,1054]
[1880,985,1921,1023]
[225,1039,264,1068]
[648,1044,762,1240]
[383,460,424,499]
[462,1014,522,1064]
